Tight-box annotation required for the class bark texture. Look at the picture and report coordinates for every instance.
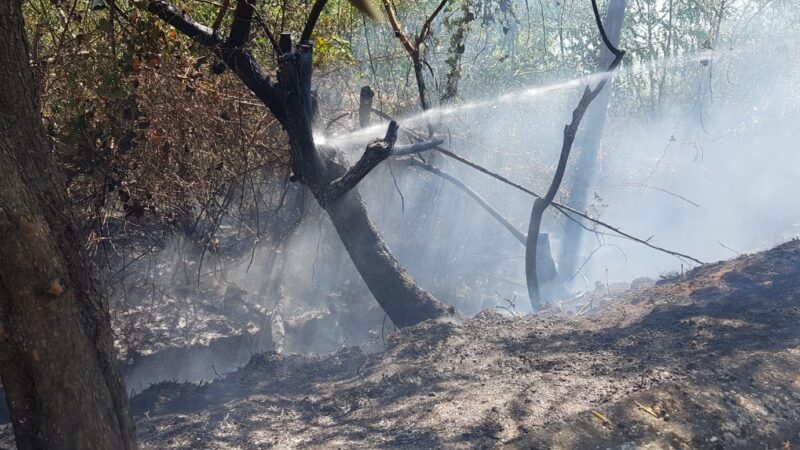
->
[0,1,137,448]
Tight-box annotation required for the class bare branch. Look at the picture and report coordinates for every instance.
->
[325,112,349,132]
[392,139,444,156]
[253,11,280,54]
[547,86,601,202]
[227,0,255,48]
[409,159,526,245]
[609,183,701,208]
[325,121,400,203]
[147,1,223,47]
[417,0,449,45]
[146,0,286,121]
[211,0,230,32]
[301,0,329,44]
[381,0,416,56]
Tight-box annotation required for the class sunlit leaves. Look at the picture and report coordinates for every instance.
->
[315,34,356,67]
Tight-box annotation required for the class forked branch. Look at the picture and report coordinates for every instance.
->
[417,0,449,45]
[227,0,255,47]
[381,0,416,56]
[146,0,286,119]
[324,121,440,204]
[526,0,626,308]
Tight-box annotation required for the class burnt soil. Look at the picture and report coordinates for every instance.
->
[2,239,800,449]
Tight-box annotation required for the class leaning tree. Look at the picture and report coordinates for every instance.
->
[145,0,453,327]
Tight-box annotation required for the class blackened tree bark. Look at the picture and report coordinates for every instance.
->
[147,0,452,328]
[359,86,375,128]
[0,1,137,448]
[558,0,627,280]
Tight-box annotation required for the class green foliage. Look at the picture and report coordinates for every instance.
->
[315,34,356,67]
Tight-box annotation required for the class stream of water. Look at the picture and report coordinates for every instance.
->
[319,49,718,150]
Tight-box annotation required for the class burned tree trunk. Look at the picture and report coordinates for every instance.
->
[325,190,451,327]
[558,0,627,280]
[0,1,137,448]
[147,0,452,327]
[526,0,625,310]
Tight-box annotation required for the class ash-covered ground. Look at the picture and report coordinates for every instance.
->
[1,240,799,449]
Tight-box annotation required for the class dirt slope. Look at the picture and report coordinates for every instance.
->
[1,240,799,449]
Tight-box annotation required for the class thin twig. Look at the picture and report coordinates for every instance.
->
[371,113,703,266]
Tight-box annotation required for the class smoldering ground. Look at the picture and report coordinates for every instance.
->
[104,1,800,388]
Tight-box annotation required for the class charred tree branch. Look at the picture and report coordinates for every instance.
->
[146,0,286,119]
[393,139,444,156]
[325,121,398,202]
[559,0,626,279]
[409,159,526,245]
[227,0,255,48]
[253,9,281,54]
[526,0,626,309]
[301,0,329,43]
[147,0,224,47]
[591,0,625,60]
[325,123,441,203]
[369,108,703,267]
[413,58,432,112]
[211,0,230,32]
[528,101,596,303]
